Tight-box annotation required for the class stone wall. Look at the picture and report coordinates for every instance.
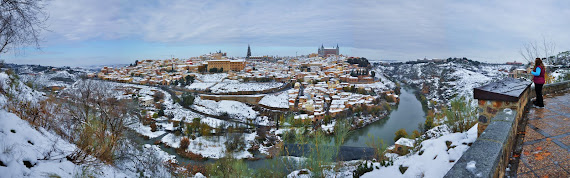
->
[476,88,530,135]
[445,110,518,178]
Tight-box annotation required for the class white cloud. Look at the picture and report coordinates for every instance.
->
[9,0,570,64]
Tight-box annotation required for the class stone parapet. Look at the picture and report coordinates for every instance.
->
[473,78,531,136]
[445,110,517,178]
[528,80,570,99]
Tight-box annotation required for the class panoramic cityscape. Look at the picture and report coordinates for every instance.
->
[1,0,570,177]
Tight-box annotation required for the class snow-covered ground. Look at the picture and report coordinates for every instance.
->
[552,68,570,82]
[194,73,228,82]
[127,122,167,139]
[160,132,257,159]
[20,70,80,89]
[0,110,129,177]
[209,82,283,93]
[193,97,258,121]
[0,72,45,108]
[361,124,478,178]
[446,67,492,99]
[186,82,216,90]
[259,90,290,108]
[354,81,392,92]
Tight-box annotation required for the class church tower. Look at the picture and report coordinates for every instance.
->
[247,44,251,59]
[336,44,339,55]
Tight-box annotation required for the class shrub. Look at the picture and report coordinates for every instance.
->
[444,96,477,133]
[180,93,194,108]
[208,157,252,177]
[283,129,296,143]
[153,91,165,102]
[225,134,245,152]
[150,122,157,132]
[180,137,190,150]
[412,130,421,139]
[158,106,164,117]
[353,161,374,178]
[366,134,387,163]
[383,103,391,111]
[394,128,408,142]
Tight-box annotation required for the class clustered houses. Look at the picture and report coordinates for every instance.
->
[95,51,398,122]
[291,80,377,121]
[96,56,246,85]
[97,58,205,85]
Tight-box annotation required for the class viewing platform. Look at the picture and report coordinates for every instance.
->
[446,79,570,178]
[514,91,570,177]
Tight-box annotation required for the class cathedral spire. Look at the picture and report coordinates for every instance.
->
[247,44,251,58]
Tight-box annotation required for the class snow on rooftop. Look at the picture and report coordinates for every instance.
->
[475,77,532,97]
[395,138,416,147]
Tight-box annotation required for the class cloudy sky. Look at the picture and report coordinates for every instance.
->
[3,0,570,66]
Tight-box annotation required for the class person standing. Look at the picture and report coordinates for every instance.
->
[531,57,545,107]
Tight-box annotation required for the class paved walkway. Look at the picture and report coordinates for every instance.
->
[516,92,570,177]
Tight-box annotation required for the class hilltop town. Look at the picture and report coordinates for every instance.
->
[94,45,399,125]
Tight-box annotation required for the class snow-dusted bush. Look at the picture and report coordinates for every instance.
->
[180,137,190,150]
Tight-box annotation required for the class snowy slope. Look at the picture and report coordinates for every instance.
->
[259,90,289,108]
[362,124,478,178]
[0,110,128,177]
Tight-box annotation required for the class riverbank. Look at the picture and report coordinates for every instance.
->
[343,87,426,146]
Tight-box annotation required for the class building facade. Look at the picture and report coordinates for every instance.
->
[207,60,246,71]
[318,44,339,57]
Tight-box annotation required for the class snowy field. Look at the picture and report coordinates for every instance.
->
[259,90,290,108]
[160,132,257,159]
[209,82,283,93]
[185,82,216,90]
[193,97,258,121]
[128,122,167,139]
[194,73,228,82]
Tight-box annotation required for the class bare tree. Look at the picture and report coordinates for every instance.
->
[0,0,48,54]
[62,80,130,164]
[519,40,540,63]
[519,35,556,64]
[541,36,556,64]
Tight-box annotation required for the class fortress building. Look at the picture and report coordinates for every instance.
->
[318,44,339,57]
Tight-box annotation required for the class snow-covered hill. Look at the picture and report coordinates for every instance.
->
[382,59,513,107]
[0,110,128,177]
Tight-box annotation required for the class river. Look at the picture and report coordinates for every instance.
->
[342,87,426,147]
[129,86,426,171]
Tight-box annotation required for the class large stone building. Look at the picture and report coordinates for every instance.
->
[318,44,339,57]
[207,60,246,71]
